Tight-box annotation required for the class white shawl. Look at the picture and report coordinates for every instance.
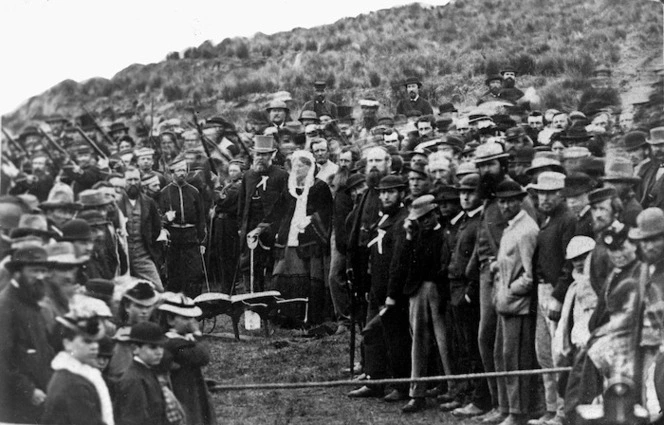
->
[286,150,316,247]
[51,351,115,425]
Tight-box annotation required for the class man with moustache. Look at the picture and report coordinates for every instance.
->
[347,147,392,328]
[349,175,411,401]
[636,127,664,209]
[497,66,524,103]
[160,158,206,296]
[530,172,576,425]
[0,246,54,424]
[396,77,434,117]
[265,100,290,131]
[562,172,595,238]
[302,81,338,119]
[237,135,289,293]
[119,167,164,291]
[10,152,54,202]
[470,142,515,423]
[311,138,338,184]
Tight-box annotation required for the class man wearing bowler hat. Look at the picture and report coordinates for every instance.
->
[265,99,291,131]
[237,135,289,293]
[160,158,206,296]
[303,80,338,119]
[637,127,664,209]
[561,172,596,238]
[0,246,55,423]
[530,171,576,425]
[498,66,524,103]
[396,76,434,117]
[601,157,642,227]
[623,130,651,176]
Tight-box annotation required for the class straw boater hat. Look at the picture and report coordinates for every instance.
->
[158,292,202,318]
[629,208,664,240]
[408,194,437,220]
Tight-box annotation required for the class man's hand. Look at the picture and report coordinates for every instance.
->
[547,298,562,321]
[385,297,396,306]
[199,245,206,255]
[165,210,176,222]
[31,388,46,406]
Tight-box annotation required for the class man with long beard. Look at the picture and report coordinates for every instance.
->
[119,167,164,291]
[498,66,524,103]
[160,159,206,296]
[0,246,54,424]
[237,135,288,293]
[347,147,392,336]
[10,153,54,202]
[466,142,514,423]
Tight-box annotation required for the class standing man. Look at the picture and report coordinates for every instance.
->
[302,81,338,119]
[119,167,164,291]
[530,172,576,425]
[237,136,289,293]
[498,66,524,103]
[636,127,664,209]
[311,137,339,184]
[265,100,290,131]
[396,77,434,117]
[0,246,54,424]
[160,158,206,296]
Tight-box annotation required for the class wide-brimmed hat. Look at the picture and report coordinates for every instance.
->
[9,214,55,241]
[457,174,480,191]
[46,241,87,267]
[525,157,565,176]
[601,157,641,185]
[60,219,93,241]
[265,99,289,112]
[561,172,595,198]
[647,127,664,145]
[128,322,167,345]
[252,135,277,153]
[624,131,648,151]
[40,185,82,210]
[588,187,617,206]
[456,161,478,178]
[408,194,437,220]
[404,76,422,88]
[629,208,664,240]
[473,142,510,164]
[56,313,105,341]
[6,246,50,272]
[122,280,159,306]
[377,175,406,191]
[345,174,366,193]
[158,292,202,318]
[565,236,596,260]
[495,180,527,199]
[299,110,319,123]
[78,189,113,208]
[529,171,565,192]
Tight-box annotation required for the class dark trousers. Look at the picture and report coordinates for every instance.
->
[494,314,536,415]
[450,299,492,410]
[166,242,203,298]
[478,261,499,407]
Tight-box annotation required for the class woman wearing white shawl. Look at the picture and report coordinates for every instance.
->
[269,150,333,327]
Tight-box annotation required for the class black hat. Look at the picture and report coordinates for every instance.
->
[588,187,617,205]
[623,131,648,151]
[404,76,422,87]
[123,281,159,306]
[60,219,93,241]
[439,134,465,153]
[404,164,429,179]
[128,322,167,345]
[109,121,129,134]
[98,336,115,357]
[561,172,595,198]
[433,185,460,202]
[559,126,593,142]
[345,174,366,193]
[500,66,517,76]
[313,80,327,88]
[377,175,406,190]
[505,126,528,141]
[485,74,503,86]
[438,103,457,114]
[457,174,480,191]
[6,246,50,272]
[495,181,527,199]
[85,279,115,303]
[511,147,535,164]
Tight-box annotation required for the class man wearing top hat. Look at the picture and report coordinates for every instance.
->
[0,246,55,424]
[530,171,576,425]
[160,158,206,297]
[237,135,289,293]
[636,127,664,209]
[303,81,338,119]
[396,77,434,117]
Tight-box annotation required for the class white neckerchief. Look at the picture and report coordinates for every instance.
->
[287,151,316,247]
[51,351,114,425]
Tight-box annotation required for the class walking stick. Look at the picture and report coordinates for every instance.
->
[200,248,211,293]
[245,232,261,330]
[345,276,357,379]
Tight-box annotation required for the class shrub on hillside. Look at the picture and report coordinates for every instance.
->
[163,84,184,102]
[166,51,180,61]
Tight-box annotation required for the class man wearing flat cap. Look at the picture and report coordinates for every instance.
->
[396,77,434,117]
[302,81,338,119]
[160,158,206,296]
[0,246,54,423]
[237,135,289,293]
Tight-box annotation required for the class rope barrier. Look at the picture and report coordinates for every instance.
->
[209,367,572,392]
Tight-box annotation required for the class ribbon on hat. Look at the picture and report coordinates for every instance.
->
[257,175,269,191]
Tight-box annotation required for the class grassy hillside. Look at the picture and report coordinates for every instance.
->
[3,0,662,131]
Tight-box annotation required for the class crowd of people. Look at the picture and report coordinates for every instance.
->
[0,65,663,425]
